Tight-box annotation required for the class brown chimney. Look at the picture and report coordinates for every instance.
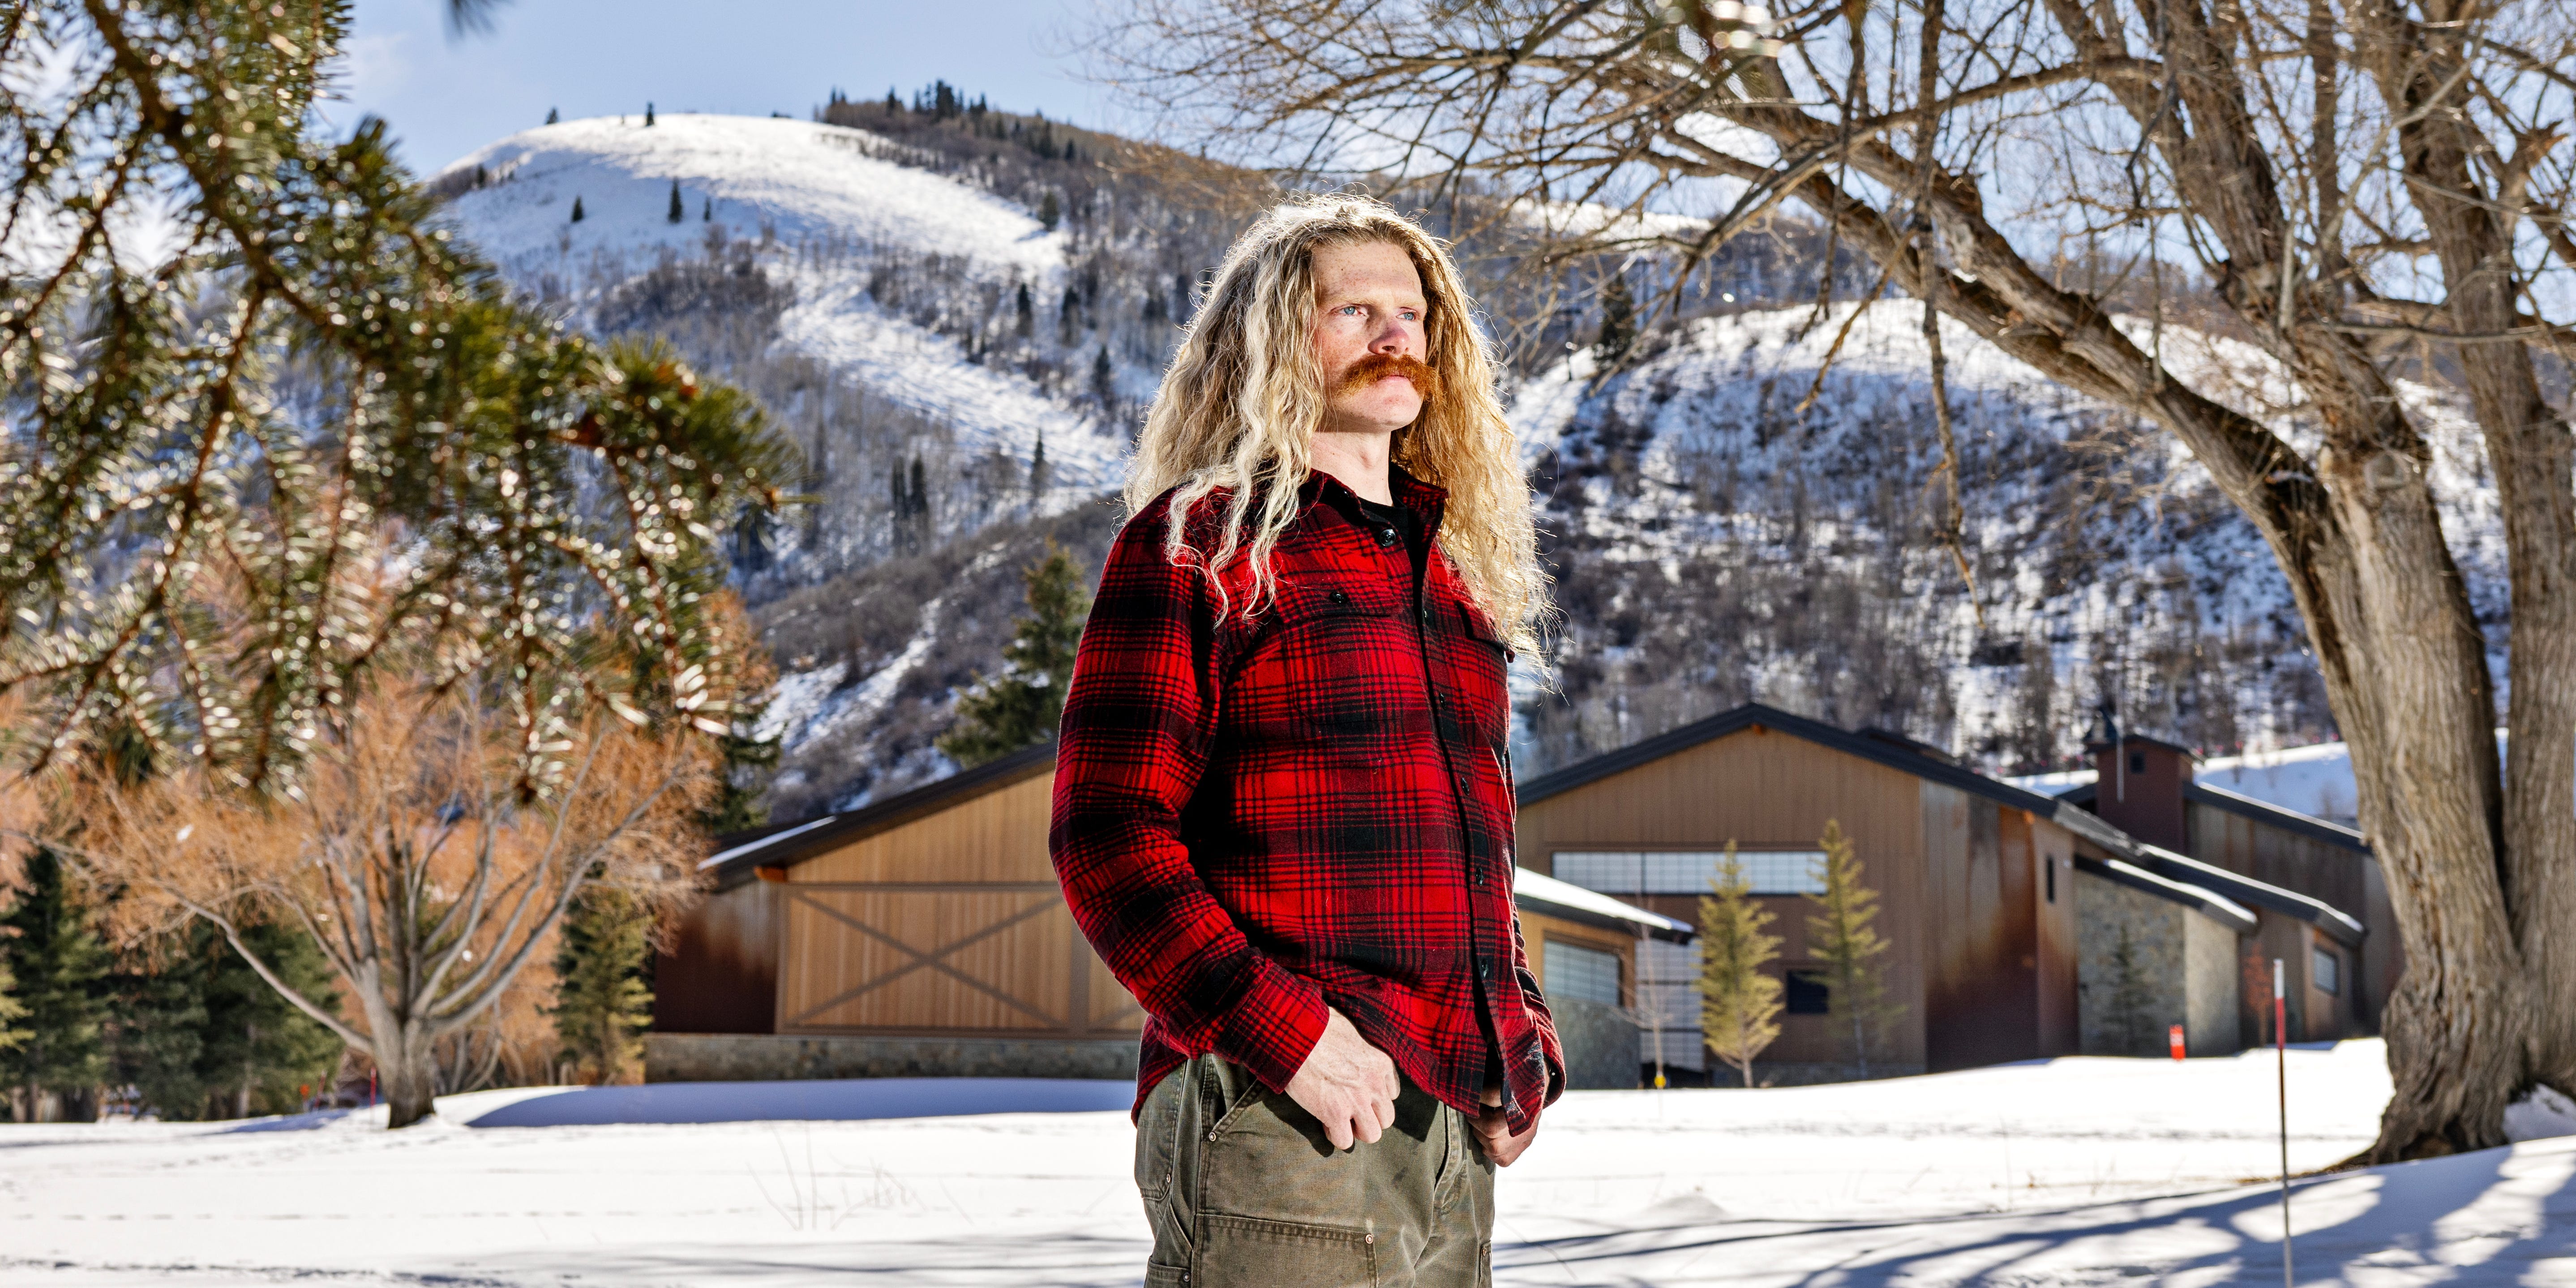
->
[2088,732,2194,852]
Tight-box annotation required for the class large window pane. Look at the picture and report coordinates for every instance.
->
[1543,940,1623,1006]
[1553,849,1828,895]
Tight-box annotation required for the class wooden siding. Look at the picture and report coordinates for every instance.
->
[653,879,780,1034]
[776,770,1145,1039]
[2186,800,2396,1031]
[1515,726,1932,1067]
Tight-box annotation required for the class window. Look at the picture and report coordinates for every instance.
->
[2045,859,2057,903]
[2313,947,2340,996]
[1785,969,1831,1015]
[1544,940,1622,1006]
[2130,752,2147,774]
[1554,850,1829,896]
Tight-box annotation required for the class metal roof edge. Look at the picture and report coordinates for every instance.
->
[2071,853,2260,935]
[2184,781,2370,852]
[703,740,1060,888]
[1516,702,2069,818]
[2137,843,2367,948]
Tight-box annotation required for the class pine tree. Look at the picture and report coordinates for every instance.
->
[1037,190,1061,232]
[116,919,344,1120]
[939,543,1092,766]
[644,101,656,127]
[1697,843,1784,1089]
[570,194,585,223]
[1091,346,1115,406]
[1595,270,1637,364]
[908,457,931,550]
[666,179,683,224]
[550,887,656,1085]
[889,460,913,554]
[545,106,559,124]
[0,960,26,1057]
[2101,924,2158,1057]
[1058,287,1081,347]
[0,849,112,1121]
[1016,281,1035,338]
[702,196,713,222]
[1029,429,1050,503]
[1805,819,1898,1078]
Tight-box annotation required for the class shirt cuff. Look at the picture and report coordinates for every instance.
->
[1214,957,1330,1092]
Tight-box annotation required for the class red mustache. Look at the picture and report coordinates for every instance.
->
[1336,352,1441,400]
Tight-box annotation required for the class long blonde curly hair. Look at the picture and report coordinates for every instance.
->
[1125,193,1547,653]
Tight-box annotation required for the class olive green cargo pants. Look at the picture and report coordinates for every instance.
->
[1134,1054,1495,1288]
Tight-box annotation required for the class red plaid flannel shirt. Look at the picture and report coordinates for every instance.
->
[1050,468,1564,1135]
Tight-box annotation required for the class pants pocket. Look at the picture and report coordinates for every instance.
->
[1198,1212,1378,1288]
[1144,1263,1191,1288]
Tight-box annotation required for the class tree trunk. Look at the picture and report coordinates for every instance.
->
[380,1041,438,1130]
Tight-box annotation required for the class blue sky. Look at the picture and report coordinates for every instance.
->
[325,0,1110,175]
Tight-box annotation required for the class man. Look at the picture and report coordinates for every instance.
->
[1050,193,1559,1288]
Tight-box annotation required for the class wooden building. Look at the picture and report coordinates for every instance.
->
[1511,703,2368,1081]
[2055,734,2392,1042]
[650,742,1684,1084]
[1514,703,2085,1080]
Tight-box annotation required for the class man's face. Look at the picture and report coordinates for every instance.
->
[1309,240,1435,436]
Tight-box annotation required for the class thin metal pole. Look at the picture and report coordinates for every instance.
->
[2276,957,2292,1287]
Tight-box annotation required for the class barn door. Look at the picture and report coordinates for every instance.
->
[776,882,1143,1036]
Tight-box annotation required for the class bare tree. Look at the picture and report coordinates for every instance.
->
[63,663,720,1129]
[1103,0,2576,1160]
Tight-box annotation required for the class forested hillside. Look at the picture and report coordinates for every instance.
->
[429,90,2426,818]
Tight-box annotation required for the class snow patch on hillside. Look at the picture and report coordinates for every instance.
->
[433,114,1128,492]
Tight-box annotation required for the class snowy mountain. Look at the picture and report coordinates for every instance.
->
[425,108,2506,817]
[435,114,1128,495]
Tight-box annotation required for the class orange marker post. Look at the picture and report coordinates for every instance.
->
[2169,1024,2187,1061]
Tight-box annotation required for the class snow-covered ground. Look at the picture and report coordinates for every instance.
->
[11,1040,2576,1284]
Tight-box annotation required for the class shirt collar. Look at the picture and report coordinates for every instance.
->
[1306,465,1449,538]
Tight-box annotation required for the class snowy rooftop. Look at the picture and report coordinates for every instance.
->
[1513,865,1695,940]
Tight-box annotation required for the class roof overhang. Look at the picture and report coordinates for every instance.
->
[1513,866,1695,942]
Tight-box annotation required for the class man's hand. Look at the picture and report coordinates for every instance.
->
[1284,1009,1402,1150]
[1472,1086,1539,1167]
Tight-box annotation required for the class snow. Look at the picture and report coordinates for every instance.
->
[13,1039,2576,1284]
[1514,865,1694,935]
[430,115,1132,494]
[435,114,1059,278]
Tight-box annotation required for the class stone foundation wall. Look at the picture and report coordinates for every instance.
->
[646,1033,1140,1083]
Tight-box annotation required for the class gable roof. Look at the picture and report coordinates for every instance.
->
[700,740,1058,890]
[1516,702,2070,817]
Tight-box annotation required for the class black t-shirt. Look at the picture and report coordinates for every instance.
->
[1355,495,1430,595]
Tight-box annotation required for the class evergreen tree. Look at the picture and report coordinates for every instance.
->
[550,887,656,1085]
[0,959,26,1057]
[889,460,912,554]
[644,101,656,127]
[570,194,585,223]
[1805,819,1899,1077]
[1029,429,1050,503]
[0,849,111,1121]
[1091,346,1115,407]
[1595,270,1637,364]
[1016,281,1035,338]
[1058,287,1081,347]
[908,457,930,548]
[884,87,900,114]
[1037,190,1061,232]
[1697,843,1784,1089]
[666,179,683,224]
[938,543,1091,766]
[116,919,344,1120]
[2100,924,2158,1057]
[545,106,559,124]
[702,196,713,222]
[697,723,781,835]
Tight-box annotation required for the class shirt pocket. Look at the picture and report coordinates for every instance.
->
[1237,576,1409,766]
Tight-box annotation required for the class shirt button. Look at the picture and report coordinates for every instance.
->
[1376,527,1397,548]
[1477,959,1492,980]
